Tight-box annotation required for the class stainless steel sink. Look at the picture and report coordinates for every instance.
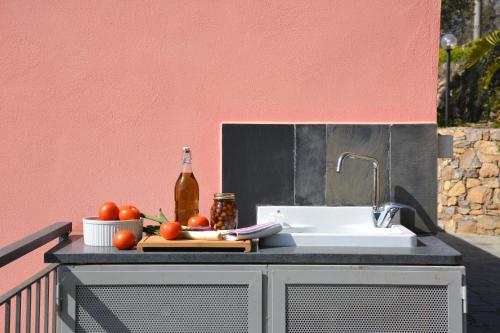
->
[257,206,416,247]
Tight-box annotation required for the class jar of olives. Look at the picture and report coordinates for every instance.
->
[210,193,238,230]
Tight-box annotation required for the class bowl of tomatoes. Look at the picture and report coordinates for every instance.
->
[83,202,143,247]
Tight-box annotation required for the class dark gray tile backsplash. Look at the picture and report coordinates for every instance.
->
[390,124,438,234]
[325,125,390,206]
[222,123,437,234]
[222,124,294,227]
[295,125,326,205]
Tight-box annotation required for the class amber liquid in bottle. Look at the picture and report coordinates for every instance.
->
[174,147,199,225]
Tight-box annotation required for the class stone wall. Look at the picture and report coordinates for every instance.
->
[438,127,500,236]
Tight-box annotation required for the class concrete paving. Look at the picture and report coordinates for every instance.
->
[437,232,500,333]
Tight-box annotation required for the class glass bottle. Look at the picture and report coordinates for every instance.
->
[174,147,199,225]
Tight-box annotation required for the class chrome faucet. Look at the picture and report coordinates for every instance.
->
[336,152,414,228]
[376,203,415,228]
[336,152,380,211]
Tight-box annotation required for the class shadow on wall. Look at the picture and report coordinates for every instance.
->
[436,232,500,332]
[394,186,439,234]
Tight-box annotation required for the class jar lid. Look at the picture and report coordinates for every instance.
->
[214,193,236,200]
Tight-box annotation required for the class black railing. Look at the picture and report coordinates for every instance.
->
[0,223,72,268]
[0,222,71,332]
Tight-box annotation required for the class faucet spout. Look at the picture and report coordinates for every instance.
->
[335,152,350,172]
[335,152,380,211]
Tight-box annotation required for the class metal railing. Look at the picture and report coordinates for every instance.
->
[0,222,72,333]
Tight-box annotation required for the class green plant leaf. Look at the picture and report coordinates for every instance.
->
[483,57,500,88]
[143,225,160,235]
[159,208,168,222]
[485,30,500,45]
[465,30,500,69]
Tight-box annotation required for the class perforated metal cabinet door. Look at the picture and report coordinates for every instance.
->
[268,265,465,333]
[57,265,264,333]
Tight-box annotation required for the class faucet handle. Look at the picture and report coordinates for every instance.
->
[376,203,415,228]
[382,203,415,211]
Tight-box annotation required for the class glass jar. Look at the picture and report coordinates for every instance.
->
[210,193,238,230]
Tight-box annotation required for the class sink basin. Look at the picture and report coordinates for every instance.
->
[257,206,416,247]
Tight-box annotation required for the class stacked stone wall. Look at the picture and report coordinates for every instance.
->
[438,127,500,236]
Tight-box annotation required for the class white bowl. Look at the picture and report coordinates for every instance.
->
[82,217,143,247]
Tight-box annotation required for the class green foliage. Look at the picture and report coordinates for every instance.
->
[440,0,474,45]
[437,30,500,127]
[484,60,500,88]
[465,30,500,88]
[481,0,500,36]
[440,0,499,45]
[439,46,469,65]
[465,30,500,68]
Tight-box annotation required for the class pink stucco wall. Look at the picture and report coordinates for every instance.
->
[0,0,440,292]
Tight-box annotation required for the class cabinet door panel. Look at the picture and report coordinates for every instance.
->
[58,265,263,333]
[269,265,464,333]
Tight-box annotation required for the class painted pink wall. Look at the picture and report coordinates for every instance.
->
[0,0,440,292]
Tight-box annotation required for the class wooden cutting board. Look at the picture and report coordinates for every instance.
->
[137,235,252,252]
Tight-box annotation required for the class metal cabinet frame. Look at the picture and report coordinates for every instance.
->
[57,265,265,333]
[268,265,465,333]
[57,264,465,333]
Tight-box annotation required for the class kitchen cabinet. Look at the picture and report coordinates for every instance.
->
[268,265,465,333]
[48,236,466,333]
[57,265,264,333]
[57,264,465,333]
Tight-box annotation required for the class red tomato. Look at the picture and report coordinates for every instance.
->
[98,202,119,220]
[113,230,136,250]
[187,215,209,228]
[118,205,141,221]
[160,221,181,240]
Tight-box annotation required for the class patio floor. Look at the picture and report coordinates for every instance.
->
[437,232,500,333]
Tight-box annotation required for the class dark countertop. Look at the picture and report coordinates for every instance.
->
[45,234,462,266]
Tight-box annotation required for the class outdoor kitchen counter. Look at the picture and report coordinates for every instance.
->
[45,234,462,266]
